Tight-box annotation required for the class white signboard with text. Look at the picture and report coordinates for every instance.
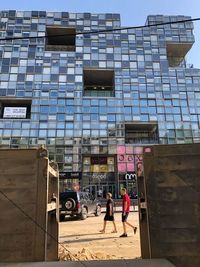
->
[3,107,27,119]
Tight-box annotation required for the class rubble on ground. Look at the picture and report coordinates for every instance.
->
[59,246,117,261]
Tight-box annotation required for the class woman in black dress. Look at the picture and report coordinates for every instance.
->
[100,192,117,233]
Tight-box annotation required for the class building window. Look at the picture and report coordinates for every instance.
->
[45,27,76,52]
[83,69,115,97]
[0,99,32,119]
[125,123,159,144]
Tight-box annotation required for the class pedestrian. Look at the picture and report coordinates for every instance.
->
[120,188,137,237]
[100,192,117,233]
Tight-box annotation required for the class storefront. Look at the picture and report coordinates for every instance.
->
[82,172,117,198]
[82,155,117,198]
[116,146,150,197]
[118,172,137,198]
[59,172,81,192]
[59,147,150,198]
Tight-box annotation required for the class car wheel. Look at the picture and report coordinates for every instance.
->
[95,205,101,216]
[64,198,76,211]
[80,207,88,220]
[60,214,65,222]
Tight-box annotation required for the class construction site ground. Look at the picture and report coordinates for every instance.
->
[59,211,141,261]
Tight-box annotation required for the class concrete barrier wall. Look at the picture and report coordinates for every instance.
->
[0,259,176,267]
[0,148,59,262]
[143,144,200,267]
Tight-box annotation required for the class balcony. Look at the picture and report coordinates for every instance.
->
[83,69,115,97]
[167,42,193,67]
[84,86,114,97]
[125,123,159,145]
[45,27,76,52]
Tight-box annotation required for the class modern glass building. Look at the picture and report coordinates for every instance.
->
[0,11,200,197]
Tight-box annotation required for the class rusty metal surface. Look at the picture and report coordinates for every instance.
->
[143,143,200,267]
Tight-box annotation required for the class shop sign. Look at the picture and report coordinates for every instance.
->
[118,154,134,162]
[92,173,107,180]
[91,157,107,164]
[125,172,137,181]
[86,172,115,182]
[119,172,137,182]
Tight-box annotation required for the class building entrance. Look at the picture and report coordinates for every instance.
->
[83,183,116,199]
[82,155,117,198]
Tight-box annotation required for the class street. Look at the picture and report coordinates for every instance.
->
[59,212,141,261]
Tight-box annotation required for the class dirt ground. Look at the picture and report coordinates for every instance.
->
[59,212,141,261]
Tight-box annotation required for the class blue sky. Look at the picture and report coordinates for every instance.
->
[1,0,200,67]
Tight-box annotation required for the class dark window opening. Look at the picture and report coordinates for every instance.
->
[0,99,32,119]
[167,42,193,67]
[46,27,76,52]
[125,123,159,144]
[84,69,115,97]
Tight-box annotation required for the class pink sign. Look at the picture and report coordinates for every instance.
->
[117,145,144,174]
[135,154,143,177]
[118,163,126,172]
[118,154,134,162]
[117,146,126,154]
[137,161,143,177]
[126,146,133,154]
[144,147,152,153]
[126,155,134,162]
[118,154,125,162]
[127,163,135,172]
[135,155,143,163]
[133,147,143,154]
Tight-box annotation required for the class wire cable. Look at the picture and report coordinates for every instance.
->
[0,189,88,267]
[0,17,199,42]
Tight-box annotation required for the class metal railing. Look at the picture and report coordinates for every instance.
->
[84,85,113,90]
[46,44,75,52]
[84,86,114,97]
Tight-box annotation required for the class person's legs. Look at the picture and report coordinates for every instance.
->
[125,220,137,234]
[112,221,117,233]
[120,213,128,237]
[100,220,107,233]
[123,222,127,234]
[125,221,134,228]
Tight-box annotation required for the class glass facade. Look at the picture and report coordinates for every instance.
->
[0,11,199,197]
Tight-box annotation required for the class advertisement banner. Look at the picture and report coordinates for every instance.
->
[117,145,144,174]
[3,107,27,118]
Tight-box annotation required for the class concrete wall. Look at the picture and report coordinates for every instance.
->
[0,148,59,262]
[0,259,176,267]
[143,144,200,267]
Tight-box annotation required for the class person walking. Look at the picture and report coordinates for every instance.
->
[100,192,117,233]
[120,188,137,237]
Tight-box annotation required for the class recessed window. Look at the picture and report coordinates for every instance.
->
[125,123,159,144]
[46,27,76,52]
[84,69,115,97]
[0,99,32,119]
[166,43,193,67]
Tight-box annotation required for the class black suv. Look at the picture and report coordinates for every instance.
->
[59,191,101,221]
